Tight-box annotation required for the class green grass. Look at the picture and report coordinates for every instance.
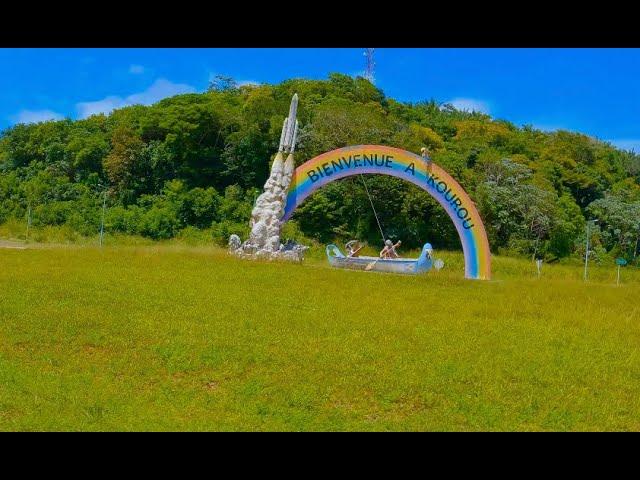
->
[1,243,640,431]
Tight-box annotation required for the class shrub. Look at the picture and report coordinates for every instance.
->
[211,219,250,246]
[139,205,181,240]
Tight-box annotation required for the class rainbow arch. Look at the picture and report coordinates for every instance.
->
[282,145,491,280]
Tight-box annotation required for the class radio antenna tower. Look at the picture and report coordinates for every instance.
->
[364,48,375,83]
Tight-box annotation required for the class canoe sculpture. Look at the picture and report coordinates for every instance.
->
[325,243,435,274]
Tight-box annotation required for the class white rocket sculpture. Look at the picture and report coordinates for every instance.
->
[247,94,299,254]
[281,93,299,154]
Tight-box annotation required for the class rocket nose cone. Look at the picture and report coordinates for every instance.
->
[289,94,298,111]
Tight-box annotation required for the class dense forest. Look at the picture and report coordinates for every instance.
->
[2,73,640,262]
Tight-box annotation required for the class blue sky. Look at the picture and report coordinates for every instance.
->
[1,48,639,151]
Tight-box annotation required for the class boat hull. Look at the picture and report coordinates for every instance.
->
[326,244,433,274]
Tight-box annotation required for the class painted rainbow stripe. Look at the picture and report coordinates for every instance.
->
[282,145,491,280]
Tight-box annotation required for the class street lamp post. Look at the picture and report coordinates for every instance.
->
[26,203,31,241]
[584,219,598,281]
[99,186,107,247]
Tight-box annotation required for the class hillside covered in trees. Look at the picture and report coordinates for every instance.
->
[1,73,640,262]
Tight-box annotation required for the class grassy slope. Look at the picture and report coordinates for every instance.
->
[1,244,639,431]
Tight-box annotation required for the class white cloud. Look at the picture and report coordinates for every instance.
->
[76,96,126,119]
[237,80,261,87]
[126,78,196,104]
[76,78,196,118]
[446,97,491,114]
[12,109,64,124]
[529,123,566,133]
[609,139,640,152]
[129,64,145,74]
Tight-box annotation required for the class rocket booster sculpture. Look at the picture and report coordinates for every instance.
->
[279,93,299,153]
[247,93,300,253]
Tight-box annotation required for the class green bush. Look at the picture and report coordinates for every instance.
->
[105,205,143,235]
[210,219,250,246]
[139,205,181,240]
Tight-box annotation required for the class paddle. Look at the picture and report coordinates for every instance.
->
[365,256,382,271]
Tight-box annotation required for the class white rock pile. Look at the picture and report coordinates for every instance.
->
[228,152,308,262]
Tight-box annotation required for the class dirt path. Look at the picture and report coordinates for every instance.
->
[0,239,27,249]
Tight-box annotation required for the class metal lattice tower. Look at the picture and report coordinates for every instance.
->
[364,48,375,83]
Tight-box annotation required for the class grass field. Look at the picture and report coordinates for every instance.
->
[1,242,640,431]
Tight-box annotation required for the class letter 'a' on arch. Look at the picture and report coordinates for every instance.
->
[282,145,492,280]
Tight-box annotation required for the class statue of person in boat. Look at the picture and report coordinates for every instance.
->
[380,239,402,259]
[326,165,443,274]
[345,240,364,257]
[326,238,441,275]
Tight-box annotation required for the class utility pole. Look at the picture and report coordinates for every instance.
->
[99,188,107,247]
[364,48,375,83]
[584,219,598,281]
[26,203,31,241]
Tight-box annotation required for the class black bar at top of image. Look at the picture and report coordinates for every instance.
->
[2,6,640,47]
